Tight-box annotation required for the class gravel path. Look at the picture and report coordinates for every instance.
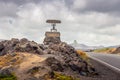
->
[78,59,120,80]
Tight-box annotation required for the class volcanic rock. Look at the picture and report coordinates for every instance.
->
[45,57,64,72]
[0,38,43,55]
[43,42,96,76]
[0,38,97,80]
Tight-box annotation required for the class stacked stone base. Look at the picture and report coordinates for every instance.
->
[43,31,61,45]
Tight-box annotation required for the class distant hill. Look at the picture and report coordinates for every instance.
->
[70,40,104,51]
[112,47,120,54]
[93,48,116,53]
[0,39,4,42]
[107,45,120,48]
[93,45,120,54]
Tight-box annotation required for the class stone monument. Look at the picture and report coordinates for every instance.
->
[43,20,61,45]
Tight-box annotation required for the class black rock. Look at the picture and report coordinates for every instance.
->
[0,38,44,55]
[45,57,64,71]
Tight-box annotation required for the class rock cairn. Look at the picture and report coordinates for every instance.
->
[0,38,97,77]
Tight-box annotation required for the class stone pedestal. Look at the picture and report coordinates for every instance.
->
[43,31,61,45]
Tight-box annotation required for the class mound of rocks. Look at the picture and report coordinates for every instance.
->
[0,38,97,79]
[0,38,43,55]
[44,42,96,76]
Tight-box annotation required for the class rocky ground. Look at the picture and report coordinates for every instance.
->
[0,38,97,80]
[77,59,120,80]
[0,38,119,80]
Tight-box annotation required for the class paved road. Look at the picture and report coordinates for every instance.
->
[87,52,120,69]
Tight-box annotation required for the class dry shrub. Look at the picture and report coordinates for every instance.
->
[0,53,24,67]
[94,48,116,53]
[44,72,80,80]
[76,50,89,62]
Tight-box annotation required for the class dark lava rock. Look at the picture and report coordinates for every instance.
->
[44,42,96,76]
[0,38,43,55]
[0,66,13,76]
[45,57,64,72]
[0,38,97,77]
[0,43,4,52]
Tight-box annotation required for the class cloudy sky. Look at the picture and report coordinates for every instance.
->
[0,0,120,46]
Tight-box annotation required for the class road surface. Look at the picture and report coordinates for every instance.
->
[87,52,120,71]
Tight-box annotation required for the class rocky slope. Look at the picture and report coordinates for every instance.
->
[93,48,116,54]
[0,38,97,80]
[93,47,120,55]
[112,47,120,54]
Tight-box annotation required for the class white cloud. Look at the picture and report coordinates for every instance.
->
[73,0,87,10]
[0,0,120,46]
[0,2,18,17]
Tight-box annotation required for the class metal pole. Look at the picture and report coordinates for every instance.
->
[52,24,56,30]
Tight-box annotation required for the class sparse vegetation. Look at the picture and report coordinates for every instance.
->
[0,53,23,67]
[93,48,116,53]
[27,66,40,74]
[0,73,17,80]
[45,72,80,80]
[76,50,89,62]
[54,73,79,80]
